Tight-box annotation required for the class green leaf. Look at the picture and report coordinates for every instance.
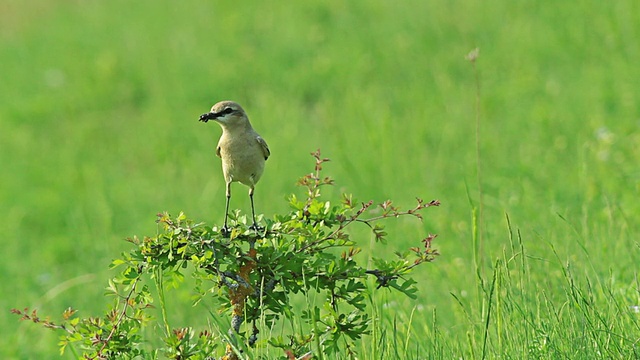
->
[389,278,418,299]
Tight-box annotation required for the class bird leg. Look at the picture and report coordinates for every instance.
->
[249,186,262,232]
[221,183,232,237]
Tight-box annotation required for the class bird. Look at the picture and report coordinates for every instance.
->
[199,101,270,236]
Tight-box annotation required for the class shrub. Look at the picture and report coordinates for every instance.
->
[14,150,440,359]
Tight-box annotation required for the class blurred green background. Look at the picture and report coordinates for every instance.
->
[2,0,639,358]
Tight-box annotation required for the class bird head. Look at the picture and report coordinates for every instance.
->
[199,101,249,129]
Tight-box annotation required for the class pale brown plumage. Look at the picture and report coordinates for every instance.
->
[199,101,270,235]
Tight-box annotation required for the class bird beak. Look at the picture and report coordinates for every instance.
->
[199,112,217,123]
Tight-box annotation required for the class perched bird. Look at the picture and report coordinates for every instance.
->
[199,101,270,235]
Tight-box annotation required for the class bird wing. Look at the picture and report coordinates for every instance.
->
[256,136,270,160]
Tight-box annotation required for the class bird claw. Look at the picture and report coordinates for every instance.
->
[220,226,231,237]
[249,223,264,232]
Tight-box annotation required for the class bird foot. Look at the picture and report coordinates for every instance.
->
[220,226,231,237]
[249,223,264,232]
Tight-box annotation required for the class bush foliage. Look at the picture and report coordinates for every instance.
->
[14,150,440,359]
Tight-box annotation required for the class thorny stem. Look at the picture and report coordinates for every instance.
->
[223,246,257,360]
[11,308,74,334]
[296,199,440,254]
[97,267,143,358]
[356,199,441,225]
[301,149,334,214]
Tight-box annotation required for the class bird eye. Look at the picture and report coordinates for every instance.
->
[224,108,234,115]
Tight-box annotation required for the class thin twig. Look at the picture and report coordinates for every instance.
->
[97,270,142,357]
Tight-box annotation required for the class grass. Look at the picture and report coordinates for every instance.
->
[2,0,639,358]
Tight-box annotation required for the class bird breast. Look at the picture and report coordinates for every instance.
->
[217,132,265,186]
